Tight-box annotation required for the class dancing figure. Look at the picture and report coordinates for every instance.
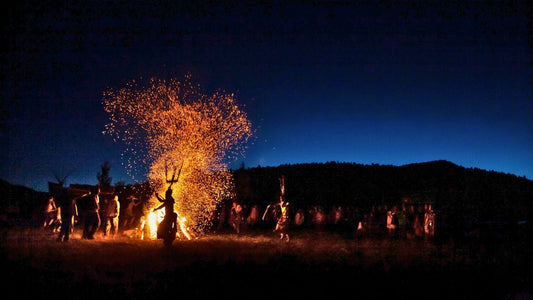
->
[154,187,178,247]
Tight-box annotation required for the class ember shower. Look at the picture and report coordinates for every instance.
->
[102,75,253,234]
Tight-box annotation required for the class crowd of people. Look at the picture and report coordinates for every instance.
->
[44,186,439,243]
[44,187,122,242]
[227,200,438,241]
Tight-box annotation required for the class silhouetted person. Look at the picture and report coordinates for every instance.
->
[312,205,326,229]
[293,208,305,227]
[123,196,140,228]
[424,204,436,238]
[154,187,177,246]
[405,204,416,239]
[57,189,77,242]
[230,202,244,234]
[44,195,58,229]
[273,196,290,242]
[83,187,101,239]
[104,195,120,238]
[246,204,261,227]
[413,205,425,239]
[386,207,397,237]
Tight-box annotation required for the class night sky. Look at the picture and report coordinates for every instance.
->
[2,1,531,192]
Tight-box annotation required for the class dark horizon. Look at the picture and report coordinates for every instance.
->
[2,159,531,193]
[2,1,531,192]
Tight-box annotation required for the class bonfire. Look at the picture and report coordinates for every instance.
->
[103,75,253,239]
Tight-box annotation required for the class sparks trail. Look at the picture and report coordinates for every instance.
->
[102,75,253,237]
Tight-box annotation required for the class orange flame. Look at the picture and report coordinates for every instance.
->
[145,205,194,241]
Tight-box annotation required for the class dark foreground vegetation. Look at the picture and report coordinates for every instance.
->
[1,226,531,299]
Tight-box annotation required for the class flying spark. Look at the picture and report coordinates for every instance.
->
[103,75,253,235]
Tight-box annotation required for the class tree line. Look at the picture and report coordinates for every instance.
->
[232,160,533,223]
[1,160,532,227]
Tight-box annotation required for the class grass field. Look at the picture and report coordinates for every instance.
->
[1,226,531,299]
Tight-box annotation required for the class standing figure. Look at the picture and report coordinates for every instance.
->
[43,196,57,228]
[274,175,290,243]
[230,202,244,234]
[246,204,261,227]
[386,206,399,237]
[123,196,140,228]
[274,196,290,242]
[263,175,290,242]
[154,187,177,246]
[293,209,305,227]
[413,205,425,239]
[312,206,327,228]
[57,189,78,242]
[83,187,101,239]
[105,195,120,238]
[424,204,436,238]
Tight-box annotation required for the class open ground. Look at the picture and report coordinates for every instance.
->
[1,227,531,299]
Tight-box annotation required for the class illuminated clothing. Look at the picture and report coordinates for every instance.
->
[424,210,435,237]
[275,202,290,234]
[230,203,244,234]
[105,196,120,237]
[44,197,57,227]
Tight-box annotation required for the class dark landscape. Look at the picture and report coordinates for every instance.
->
[1,161,532,299]
[2,2,531,298]
[1,226,531,299]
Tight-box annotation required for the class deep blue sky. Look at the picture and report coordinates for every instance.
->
[2,1,531,192]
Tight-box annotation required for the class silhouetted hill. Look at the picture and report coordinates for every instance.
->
[233,160,533,222]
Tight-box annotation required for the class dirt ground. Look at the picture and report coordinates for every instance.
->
[1,226,531,299]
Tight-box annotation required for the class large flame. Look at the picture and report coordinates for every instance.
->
[145,206,193,241]
[146,208,164,240]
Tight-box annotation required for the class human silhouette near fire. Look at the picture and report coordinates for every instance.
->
[263,175,291,242]
[153,163,182,246]
[154,186,177,246]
